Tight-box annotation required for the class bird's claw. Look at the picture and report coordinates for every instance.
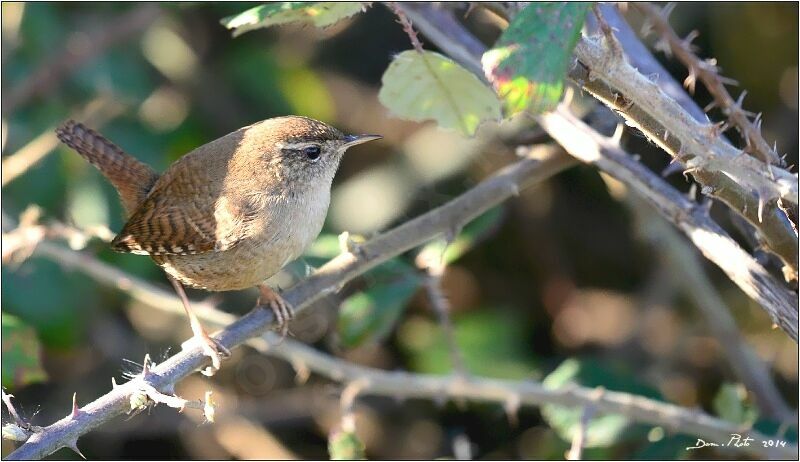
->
[257,285,295,342]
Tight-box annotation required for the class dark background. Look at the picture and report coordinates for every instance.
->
[2,2,797,459]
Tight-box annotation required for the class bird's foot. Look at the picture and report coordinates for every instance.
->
[257,284,294,341]
[182,329,231,377]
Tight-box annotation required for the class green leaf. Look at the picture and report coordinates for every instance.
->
[379,50,502,136]
[540,358,656,448]
[712,382,758,425]
[399,310,539,379]
[338,273,422,348]
[329,429,365,460]
[1,313,48,389]
[482,2,591,115]
[418,206,504,265]
[221,2,368,37]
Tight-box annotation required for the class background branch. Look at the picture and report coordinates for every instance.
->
[1,4,160,115]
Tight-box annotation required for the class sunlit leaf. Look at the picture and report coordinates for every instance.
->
[540,358,658,448]
[712,382,758,425]
[1,313,48,389]
[482,2,590,115]
[379,50,502,136]
[329,429,365,460]
[399,310,539,379]
[338,273,422,348]
[221,2,368,37]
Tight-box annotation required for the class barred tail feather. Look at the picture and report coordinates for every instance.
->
[56,120,159,216]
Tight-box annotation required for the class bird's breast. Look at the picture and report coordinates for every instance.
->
[157,186,331,292]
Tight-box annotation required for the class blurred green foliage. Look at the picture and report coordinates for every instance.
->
[1,313,47,389]
[1,2,797,459]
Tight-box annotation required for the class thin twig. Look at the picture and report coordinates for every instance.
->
[9,240,798,459]
[1,4,160,115]
[388,2,424,53]
[635,2,783,167]
[5,146,577,460]
[2,97,127,186]
[567,402,598,460]
[416,246,468,377]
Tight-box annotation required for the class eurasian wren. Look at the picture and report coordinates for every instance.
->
[56,116,381,375]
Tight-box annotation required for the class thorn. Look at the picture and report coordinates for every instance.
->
[683,69,697,94]
[688,183,698,202]
[661,162,684,178]
[683,30,700,50]
[504,395,521,428]
[663,130,670,143]
[661,3,677,21]
[758,194,765,223]
[71,393,81,419]
[718,75,739,86]
[704,100,718,113]
[66,440,86,459]
[111,377,118,389]
[611,124,625,146]
[140,354,153,378]
[640,19,653,37]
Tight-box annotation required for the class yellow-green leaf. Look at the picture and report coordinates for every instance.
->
[379,50,502,136]
[221,2,368,37]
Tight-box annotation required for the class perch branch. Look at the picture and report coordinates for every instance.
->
[10,237,797,460]
[635,2,783,167]
[6,146,577,460]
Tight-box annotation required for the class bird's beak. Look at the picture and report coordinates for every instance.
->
[342,134,382,148]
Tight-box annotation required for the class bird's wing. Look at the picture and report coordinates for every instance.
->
[110,164,258,256]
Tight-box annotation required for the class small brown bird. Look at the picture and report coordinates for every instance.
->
[56,116,380,375]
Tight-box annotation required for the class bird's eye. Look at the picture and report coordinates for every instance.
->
[303,145,321,162]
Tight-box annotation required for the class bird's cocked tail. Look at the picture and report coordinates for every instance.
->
[56,120,159,216]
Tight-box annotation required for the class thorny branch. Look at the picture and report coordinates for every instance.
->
[395,3,798,341]
[6,231,797,460]
[5,146,577,459]
[399,3,798,280]
[635,2,784,167]
[538,107,798,341]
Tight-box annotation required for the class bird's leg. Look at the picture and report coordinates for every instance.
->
[167,275,231,376]
[256,284,294,339]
